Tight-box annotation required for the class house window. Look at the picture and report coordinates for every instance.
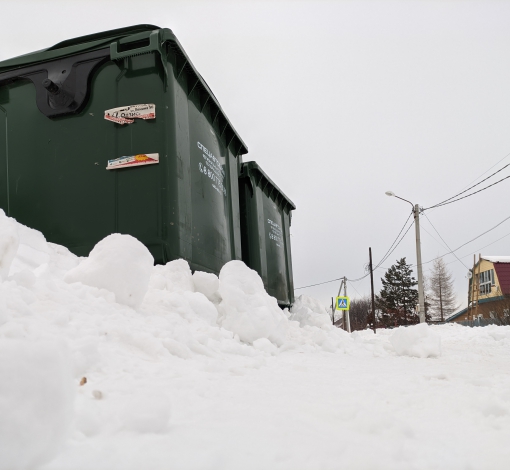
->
[479,269,495,295]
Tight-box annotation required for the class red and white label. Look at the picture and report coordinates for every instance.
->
[106,153,159,170]
[104,104,156,125]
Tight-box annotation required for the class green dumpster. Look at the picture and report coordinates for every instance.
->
[238,161,296,307]
[0,25,247,274]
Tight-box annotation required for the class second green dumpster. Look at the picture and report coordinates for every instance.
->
[238,161,295,307]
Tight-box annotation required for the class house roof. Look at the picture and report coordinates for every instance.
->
[494,264,510,295]
[482,256,510,263]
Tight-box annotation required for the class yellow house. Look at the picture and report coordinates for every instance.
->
[446,255,510,323]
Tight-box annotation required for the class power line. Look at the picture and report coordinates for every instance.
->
[347,280,363,298]
[413,213,510,268]
[458,151,510,192]
[443,230,510,268]
[425,171,510,210]
[422,213,469,269]
[425,155,510,210]
[348,220,414,282]
[295,214,414,290]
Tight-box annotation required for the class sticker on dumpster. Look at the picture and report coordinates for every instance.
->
[106,153,159,170]
[104,104,156,124]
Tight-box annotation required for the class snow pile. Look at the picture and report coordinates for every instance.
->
[289,294,331,328]
[193,270,221,303]
[217,260,289,345]
[0,209,19,281]
[150,258,195,293]
[390,323,442,358]
[2,213,510,469]
[0,340,74,470]
[64,234,153,308]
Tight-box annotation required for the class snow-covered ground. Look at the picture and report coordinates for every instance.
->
[1,210,509,470]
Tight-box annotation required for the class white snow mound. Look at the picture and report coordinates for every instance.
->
[193,270,221,303]
[150,258,195,293]
[0,339,74,470]
[290,295,332,329]
[390,323,441,358]
[218,260,289,345]
[0,209,20,281]
[64,233,153,308]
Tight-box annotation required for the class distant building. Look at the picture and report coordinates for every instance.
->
[446,256,510,323]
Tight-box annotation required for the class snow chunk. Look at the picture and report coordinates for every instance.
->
[218,261,288,345]
[150,259,194,293]
[390,323,441,358]
[0,339,74,470]
[64,234,153,308]
[289,295,331,329]
[0,209,20,281]
[193,270,221,303]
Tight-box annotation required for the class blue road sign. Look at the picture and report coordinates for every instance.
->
[336,296,350,310]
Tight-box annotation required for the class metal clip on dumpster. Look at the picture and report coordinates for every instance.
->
[239,162,295,307]
[0,25,248,275]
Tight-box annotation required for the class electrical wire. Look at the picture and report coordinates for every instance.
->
[412,213,510,268]
[422,213,469,269]
[347,280,364,298]
[294,213,414,289]
[443,230,510,268]
[425,171,510,210]
[457,151,510,192]
[348,220,414,282]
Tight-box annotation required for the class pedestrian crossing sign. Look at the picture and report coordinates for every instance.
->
[336,296,350,310]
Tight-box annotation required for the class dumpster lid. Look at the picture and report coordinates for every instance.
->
[241,161,296,212]
[0,25,160,73]
[0,25,248,155]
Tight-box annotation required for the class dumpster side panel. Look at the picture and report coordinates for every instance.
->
[188,90,232,273]
[111,53,166,261]
[171,58,193,263]
[262,194,292,305]
[0,96,7,213]
[239,177,263,275]
[228,147,242,261]
[0,75,117,255]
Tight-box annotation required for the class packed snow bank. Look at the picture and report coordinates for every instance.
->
[390,323,441,358]
[289,295,331,328]
[217,261,289,345]
[64,234,153,308]
[0,340,74,470]
[0,209,19,281]
[2,214,510,469]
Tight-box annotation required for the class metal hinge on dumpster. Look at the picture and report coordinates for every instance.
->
[0,49,110,118]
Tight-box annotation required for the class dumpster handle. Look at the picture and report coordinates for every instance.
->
[110,30,162,60]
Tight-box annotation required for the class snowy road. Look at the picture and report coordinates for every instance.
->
[42,326,510,470]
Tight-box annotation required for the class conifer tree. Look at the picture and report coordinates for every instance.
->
[376,258,419,326]
[428,258,457,321]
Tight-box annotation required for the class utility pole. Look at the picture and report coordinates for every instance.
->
[413,204,426,323]
[385,191,425,323]
[331,297,335,325]
[343,276,351,333]
[369,247,376,333]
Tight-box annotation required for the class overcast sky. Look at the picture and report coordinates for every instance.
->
[2,0,510,310]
